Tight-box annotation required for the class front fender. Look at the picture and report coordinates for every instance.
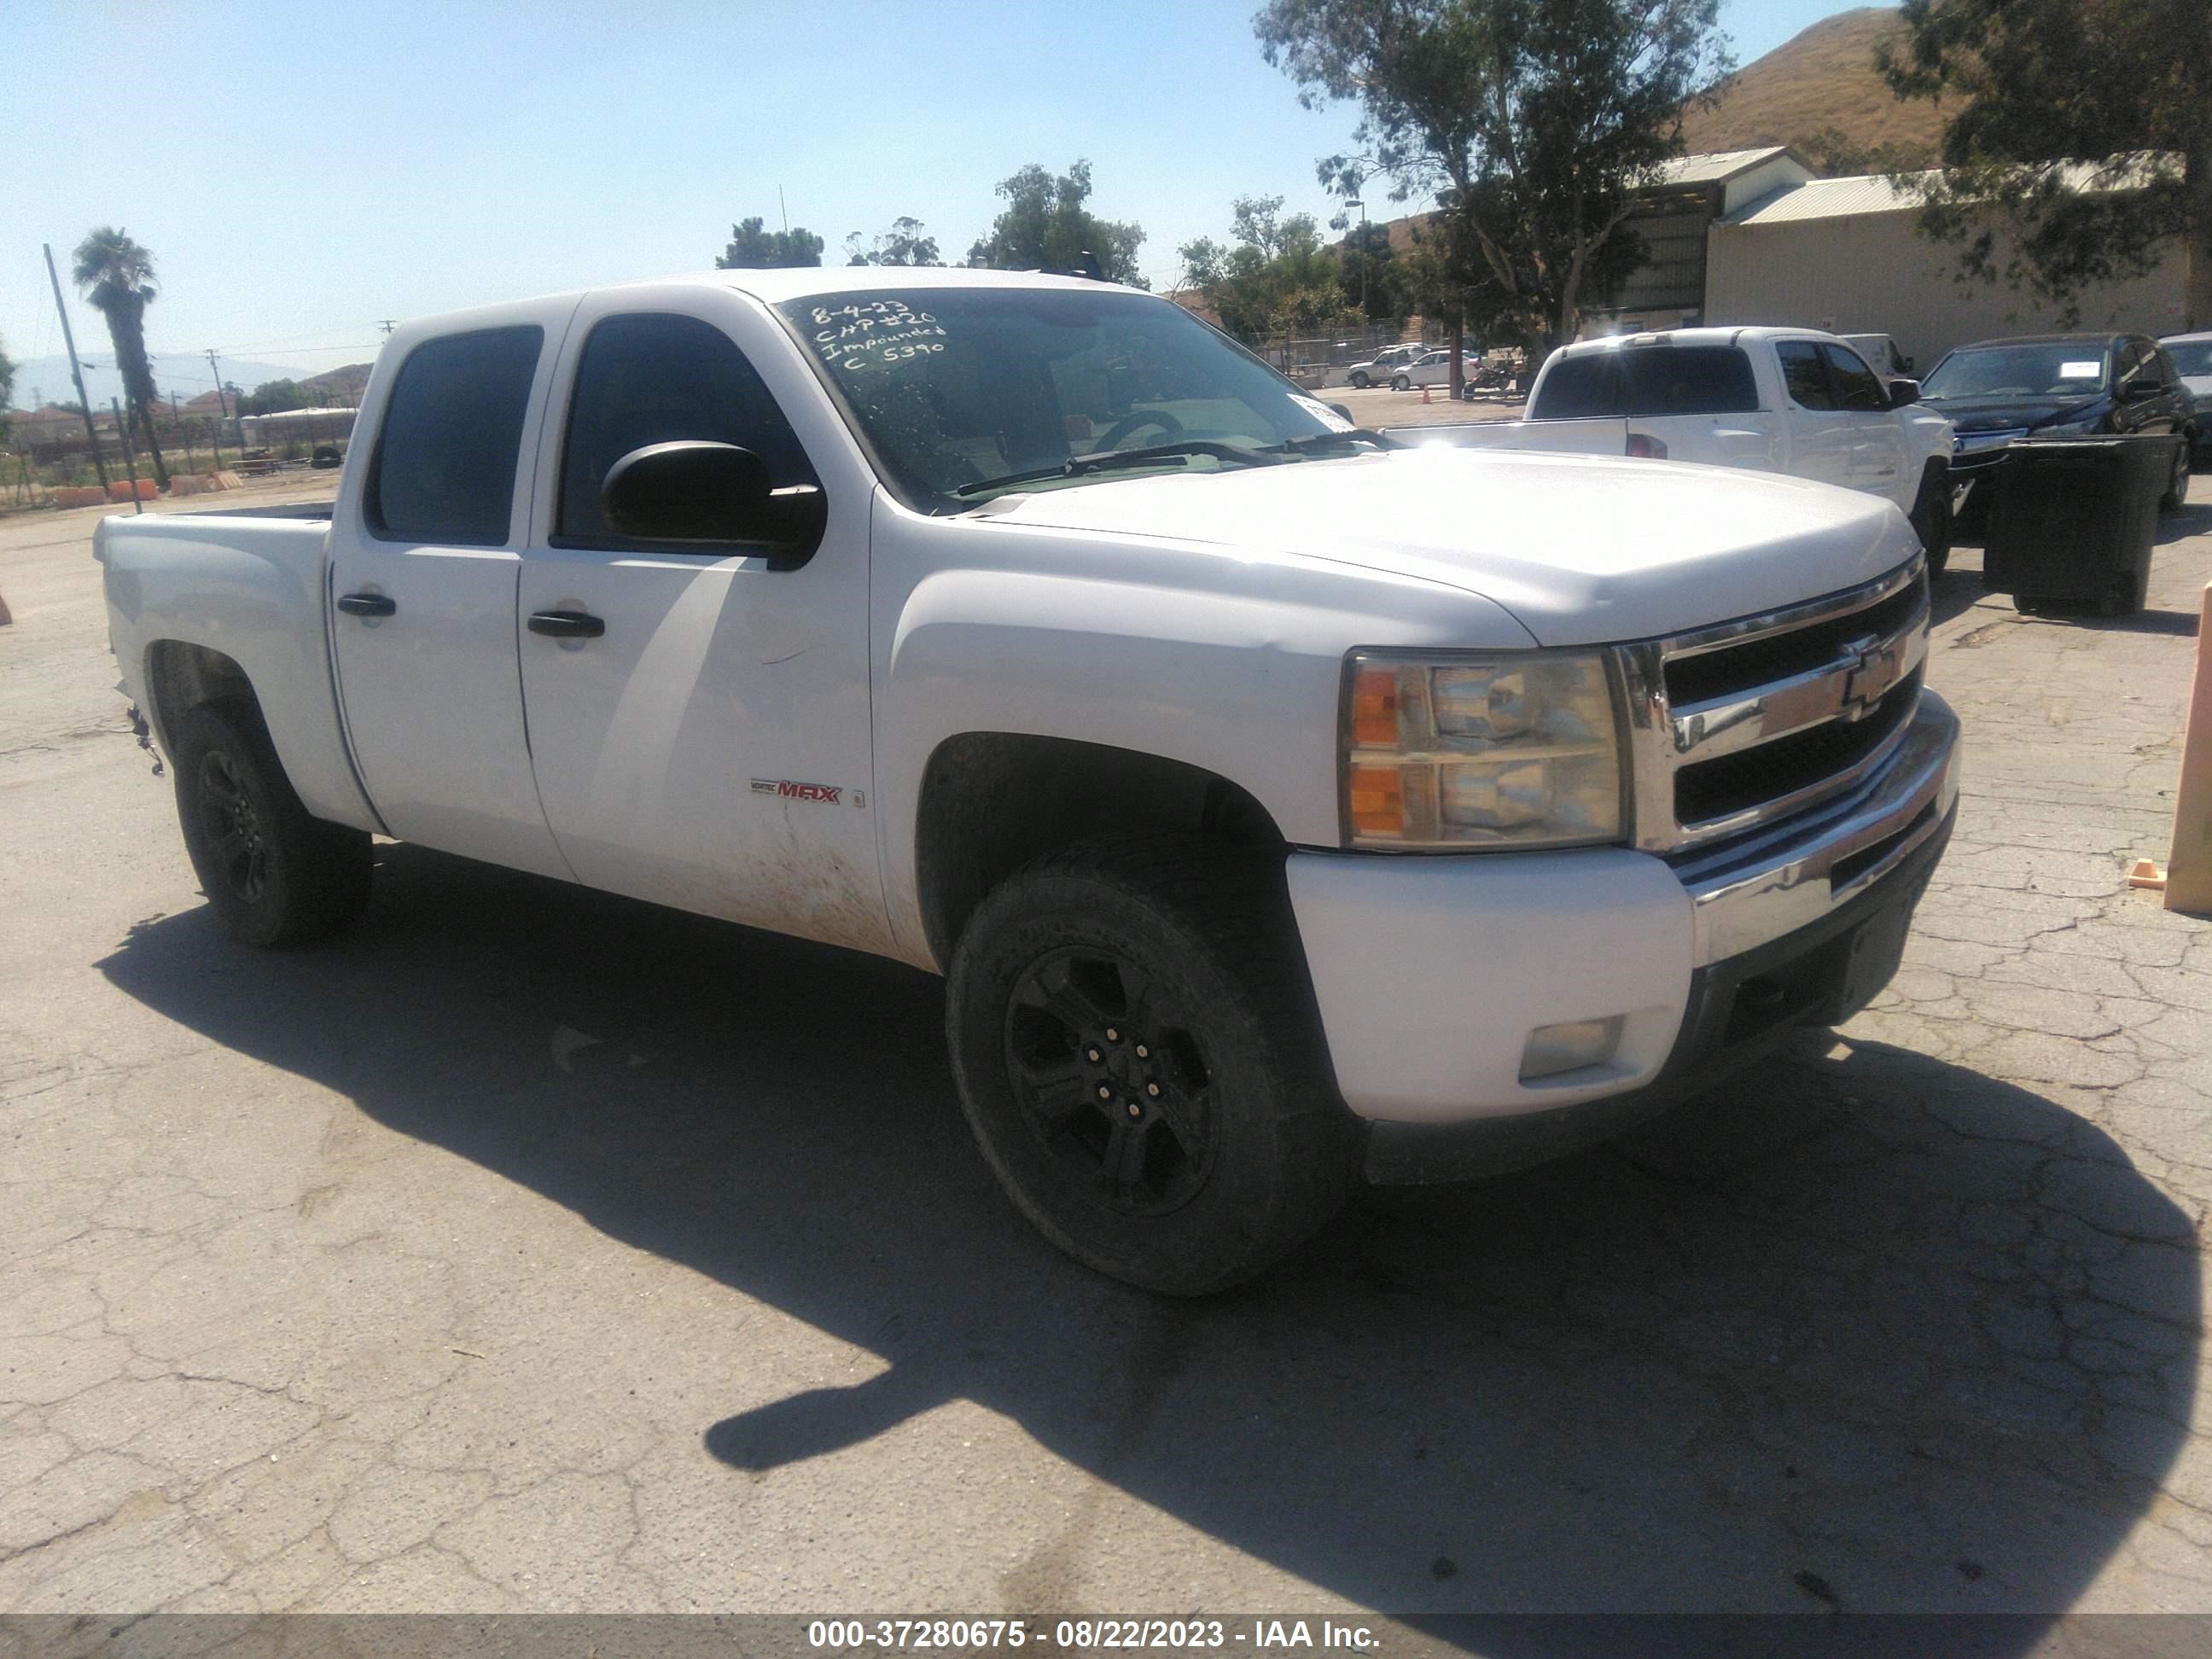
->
[869,504,1537,964]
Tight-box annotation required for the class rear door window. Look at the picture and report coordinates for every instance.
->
[369,326,544,545]
[1777,341,1836,410]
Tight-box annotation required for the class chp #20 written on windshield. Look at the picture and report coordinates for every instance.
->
[810,300,947,372]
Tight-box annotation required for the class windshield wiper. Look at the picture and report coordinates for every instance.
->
[1259,428,1403,456]
[952,439,1287,499]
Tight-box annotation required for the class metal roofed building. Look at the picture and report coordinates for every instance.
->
[1581,147,1818,336]
[1706,160,2189,370]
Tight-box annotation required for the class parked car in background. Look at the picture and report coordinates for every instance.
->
[1343,342,1423,388]
[1919,333,2196,525]
[1391,348,1474,391]
[1412,328,1957,570]
[1842,333,1915,384]
[2160,331,2212,460]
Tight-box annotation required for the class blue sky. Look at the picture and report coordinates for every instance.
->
[3,0,1876,399]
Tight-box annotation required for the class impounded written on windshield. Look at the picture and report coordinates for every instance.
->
[809,300,947,371]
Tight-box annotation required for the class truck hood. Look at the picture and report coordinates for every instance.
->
[979,447,1913,647]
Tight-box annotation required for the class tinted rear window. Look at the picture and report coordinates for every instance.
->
[1533,346,1757,418]
[369,326,543,546]
[1530,353,1616,418]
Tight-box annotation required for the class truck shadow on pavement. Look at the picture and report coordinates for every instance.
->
[101,845,2197,1629]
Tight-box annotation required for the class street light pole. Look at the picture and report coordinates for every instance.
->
[1347,196,1369,317]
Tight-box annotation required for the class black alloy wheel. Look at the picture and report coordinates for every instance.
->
[1004,946,1217,1217]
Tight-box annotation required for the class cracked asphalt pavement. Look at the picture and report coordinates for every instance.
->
[3,478,2210,1627]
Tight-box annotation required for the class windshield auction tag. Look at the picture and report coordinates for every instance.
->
[2058,361,2101,379]
[1290,394,1356,433]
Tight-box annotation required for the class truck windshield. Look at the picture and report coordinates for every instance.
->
[1922,344,2110,399]
[2166,341,2212,377]
[777,288,1342,510]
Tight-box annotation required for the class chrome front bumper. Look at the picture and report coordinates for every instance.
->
[1670,690,1960,966]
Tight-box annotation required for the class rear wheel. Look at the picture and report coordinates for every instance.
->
[945,835,1357,1295]
[1348,371,1371,389]
[172,701,372,946]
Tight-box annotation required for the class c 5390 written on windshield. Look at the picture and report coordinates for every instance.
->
[807,301,948,372]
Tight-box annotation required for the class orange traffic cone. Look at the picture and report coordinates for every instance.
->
[1421,384,1431,404]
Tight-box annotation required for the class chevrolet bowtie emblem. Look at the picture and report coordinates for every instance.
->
[1841,635,1902,716]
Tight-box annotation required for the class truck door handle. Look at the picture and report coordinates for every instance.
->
[527,609,605,639]
[336,591,396,618]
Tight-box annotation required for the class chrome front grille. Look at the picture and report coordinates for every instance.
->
[1615,560,1930,855]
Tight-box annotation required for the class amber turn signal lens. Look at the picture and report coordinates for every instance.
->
[1351,666,1403,748]
[1347,763,1406,838]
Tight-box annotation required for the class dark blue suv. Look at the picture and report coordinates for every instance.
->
[1920,332,2197,525]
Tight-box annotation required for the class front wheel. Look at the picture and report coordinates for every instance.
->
[172,701,372,946]
[1908,467,1953,577]
[1389,375,1410,392]
[945,835,1357,1295]
[2160,434,2192,513]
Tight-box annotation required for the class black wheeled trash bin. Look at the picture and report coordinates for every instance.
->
[1981,434,2174,617]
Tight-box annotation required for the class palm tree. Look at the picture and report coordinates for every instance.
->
[72,227,170,489]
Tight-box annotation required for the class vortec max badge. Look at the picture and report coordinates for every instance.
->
[751,777,860,806]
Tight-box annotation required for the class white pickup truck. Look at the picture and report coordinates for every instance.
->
[96,271,1960,1294]
[1411,328,1959,573]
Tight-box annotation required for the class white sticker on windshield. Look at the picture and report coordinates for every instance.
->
[1291,393,1356,433]
[2058,360,2102,379]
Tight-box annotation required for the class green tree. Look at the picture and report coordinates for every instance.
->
[72,226,172,488]
[715,217,825,268]
[968,160,1149,287]
[241,378,312,416]
[1177,195,1350,338]
[843,216,944,266]
[1878,0,2212,329]
[1256,0,1729,370]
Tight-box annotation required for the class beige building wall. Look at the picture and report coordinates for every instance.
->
[1706,210,2187,373]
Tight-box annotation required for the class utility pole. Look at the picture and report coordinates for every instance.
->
[1347,194,1370,318]
[206,349,233,463]
[42,242,111,493]
[172,387,195,473]
[110,399,143,514]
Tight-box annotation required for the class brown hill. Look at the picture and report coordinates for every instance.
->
[1683,6,1947,169]
[301,363,372,405]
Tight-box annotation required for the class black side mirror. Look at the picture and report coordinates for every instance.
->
[1887,377,1921,408]
[1327,402,1355,425]
[2120,378,2163,401]
[601,440,825,565]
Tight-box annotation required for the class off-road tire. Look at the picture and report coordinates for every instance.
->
[946,834,1359,1295]
[1348,371,1371,389]
[172,701,372,946]
[1908,465,1953,577]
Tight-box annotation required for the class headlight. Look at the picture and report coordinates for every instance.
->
[1342,650,1627,849]
[2039,404,2112,437]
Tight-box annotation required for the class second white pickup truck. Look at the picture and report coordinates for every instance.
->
[97,270,1960,1294]
[1411,328,1958,573]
